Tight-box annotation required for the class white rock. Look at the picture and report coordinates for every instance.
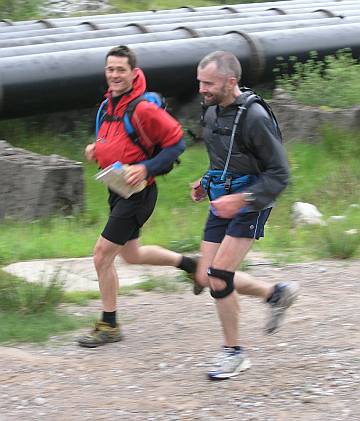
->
[328,215,346,222]
[34,397,46,405]
[292,202,324,226]
[158,362,168,369]
[345,229,358,235]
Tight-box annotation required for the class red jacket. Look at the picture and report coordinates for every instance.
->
[95,68,183,170]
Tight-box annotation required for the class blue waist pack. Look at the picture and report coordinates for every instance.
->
[200,169,257,201]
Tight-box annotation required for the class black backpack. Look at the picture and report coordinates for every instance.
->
[96,92,179,175]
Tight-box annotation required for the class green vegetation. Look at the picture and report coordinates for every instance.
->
[0,270,88,343]
[108,0,279,13]
[1,123,359,267]
[0,0,45,20]
[276,50,360,108]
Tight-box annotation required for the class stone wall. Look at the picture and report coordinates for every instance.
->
[0,141,84,220]
[269,89,360,142]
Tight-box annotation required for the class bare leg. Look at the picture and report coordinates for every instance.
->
[119,239,183,267]
[208,236,273,346]
[93,235,122,312]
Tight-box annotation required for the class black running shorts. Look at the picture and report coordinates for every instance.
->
[101,183,158,245]
[204,208,272,243]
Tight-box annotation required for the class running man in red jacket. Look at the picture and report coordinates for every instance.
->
[78,45,196,348]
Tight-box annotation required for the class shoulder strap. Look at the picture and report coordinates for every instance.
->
[95,98,109,138]
[237,89,282,142]
[124,92,165,159]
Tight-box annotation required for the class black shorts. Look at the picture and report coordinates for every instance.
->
[204,208,272,243]
[101,183,158,245]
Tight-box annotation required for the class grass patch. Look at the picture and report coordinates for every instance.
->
[0,142,208,265]
[0,127,359,265]
[0,270,89,343]
[120,274,187,295]
[0,311,86,344]
[63,290,101,306]
[252,126,360,261]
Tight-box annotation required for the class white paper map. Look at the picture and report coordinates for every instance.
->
[95,162,147,198]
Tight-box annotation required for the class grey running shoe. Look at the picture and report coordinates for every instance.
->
[207,347,251,381]
[78,321,123,348]
[265,281,300,334]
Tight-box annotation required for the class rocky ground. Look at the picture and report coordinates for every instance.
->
[0,258,359,421]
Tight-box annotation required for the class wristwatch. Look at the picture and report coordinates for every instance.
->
[243,192,255,203]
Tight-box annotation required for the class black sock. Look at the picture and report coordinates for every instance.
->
[177,256,197,274]
[102,311,117,327]
[224,345,242,352]
[267,284,281,304]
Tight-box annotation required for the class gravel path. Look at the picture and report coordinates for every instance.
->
[0,259,359,421]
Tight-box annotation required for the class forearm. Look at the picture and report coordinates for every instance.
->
[143,138,185,177]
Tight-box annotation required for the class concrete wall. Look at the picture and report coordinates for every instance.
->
[0,140,83,220]
[269,89,360,142]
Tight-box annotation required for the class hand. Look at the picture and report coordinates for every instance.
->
[191,180,207,202]
[124,164,147,186]
[85,143,96,162]
[210,193,248,219]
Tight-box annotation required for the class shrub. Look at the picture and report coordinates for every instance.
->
[276,50,360,108]
[0,0,44,20]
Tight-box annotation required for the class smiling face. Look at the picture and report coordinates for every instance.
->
[105,55,136,97]
[197,61,238,107]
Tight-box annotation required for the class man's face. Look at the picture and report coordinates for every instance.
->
[105,55,135,97]
[197,62,233,106]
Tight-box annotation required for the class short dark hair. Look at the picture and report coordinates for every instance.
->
[198,51,242,81]
[106,45,137,69]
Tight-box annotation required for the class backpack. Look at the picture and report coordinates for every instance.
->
[96,92,178,175]
[201,87,282,172]
[235,87,283,144]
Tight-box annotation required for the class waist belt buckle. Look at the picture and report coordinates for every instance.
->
[224,175,232,194]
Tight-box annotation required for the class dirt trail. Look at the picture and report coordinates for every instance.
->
[0,258,359,421]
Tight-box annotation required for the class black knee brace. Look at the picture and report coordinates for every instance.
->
[207,267,235,299]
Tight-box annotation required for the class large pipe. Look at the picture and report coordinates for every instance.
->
[1,1,358,34]
[0,10,341,47]
[196,0,358,12]
[0,11,283,40]
[0,17,346,59]
[0,24,98,41]
[5,0,346,28]
[1,23,360,119]
[0,9,239,34]
[0,10,280,36]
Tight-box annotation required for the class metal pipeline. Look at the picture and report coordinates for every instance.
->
[0,10,238,34]
[0,28,198,58]
[1,23,360,118]
[5,0,348,28]
[196,0,358,12]
[0,9,343,47]
[0,23,99,42]
[2,1,358,34]
[0,11,283,39]
[0,16,345,59]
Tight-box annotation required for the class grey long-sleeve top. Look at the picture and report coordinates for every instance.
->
[201,94,290,211]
